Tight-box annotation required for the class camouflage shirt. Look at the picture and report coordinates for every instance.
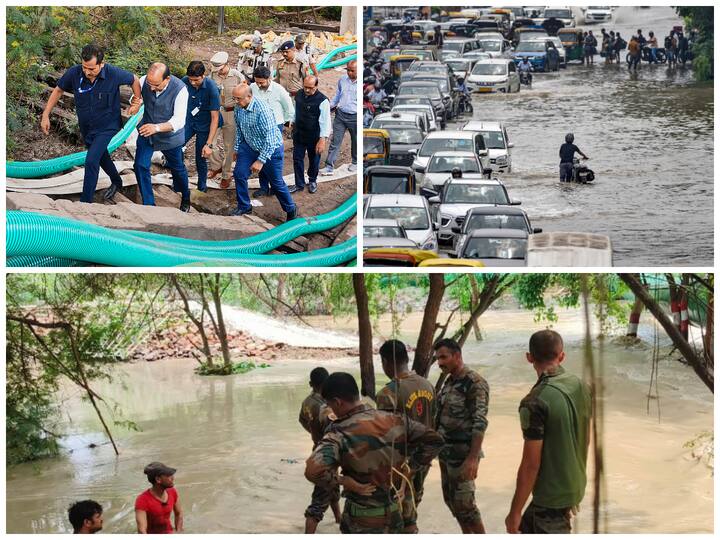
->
[299,391,330,446]
[305,404,444,507]
[376,371,436,428]
[435,367,490,443]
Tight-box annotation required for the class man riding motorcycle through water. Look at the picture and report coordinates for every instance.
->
[559,133,589,183]
[518,57,533,86]
[456,77,473,114]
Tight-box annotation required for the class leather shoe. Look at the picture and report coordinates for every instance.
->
[180,198,191,213]
[220,178,232,189]
[207,168,222,179]
[287,185,304,194]
[308,182,318,194]
[104,184,122,201]
[253,188,270,198]
[231,207,253,216]
[286,208,297,221]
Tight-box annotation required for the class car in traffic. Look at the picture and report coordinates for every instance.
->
[461,121,514,173]
[370,111,428,136]
[395,81,448,127]
[583,6,613,24]
[512,39,561,71]
[456,228,528,266]
[363,218,410,240]
[428,176,519,243]
[391,104,437,132]
[441,38,480,60]
[476,37,513,58]
[382,125,425,167]
[364,194,438,252]
[542,7,576,27]
[411,130,491,183]
[451,206,541,255]
[410,74,461,119]
[467,59,521,93]
[445,58,475,80]
[423,151,488,190]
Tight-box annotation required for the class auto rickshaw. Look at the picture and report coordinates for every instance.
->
[557,28,585,62]
[389,54,421,78]
[363,248,438,267]
[363,165,416,194]
[363,129,390,167]
[400,45,439,61]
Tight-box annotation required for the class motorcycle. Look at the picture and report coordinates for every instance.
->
[457,93,474,115]
[519,70,533,88]
[571,157,595,183]
[626,46,667,65]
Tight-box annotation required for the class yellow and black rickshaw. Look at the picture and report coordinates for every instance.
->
[363,129,390,167]
[363,248,438,267]
[389,54,421,78]
[557,28,585,63]
[363,165,416,194]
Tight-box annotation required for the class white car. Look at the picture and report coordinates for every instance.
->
[391,104,437,132]
[445,58,475,80]
[462,121,514,173]
[411,130,491,184]
[363,194,438,252]
[584,6,612,24]
[467,59,521,94]
[473,31,506,41]
[370,111,428,136]
[476,38,513,58]
[423,151,488,190]
[363,218,409,240]
[428,177,519,243]
[542,7,576,27]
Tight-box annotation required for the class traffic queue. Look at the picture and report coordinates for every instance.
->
[362,6,616,267]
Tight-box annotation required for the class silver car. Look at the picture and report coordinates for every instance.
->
[457,228,528,266]
[428,177,519,243]
[462,121,514,173]
[411,130,491,184]
[364,194,438,252]
[422,151,487,190]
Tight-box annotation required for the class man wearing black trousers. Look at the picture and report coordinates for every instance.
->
[289,76,330,194]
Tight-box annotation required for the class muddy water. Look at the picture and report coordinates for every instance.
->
[452,6,713,265]
[6,308,713,533]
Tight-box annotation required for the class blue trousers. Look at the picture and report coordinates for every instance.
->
[293,139,321,188]
[134,134,190,206]
[258,124,285,192]
[184,126,209,191]
[233,141,295,213]
[81,131,123,203]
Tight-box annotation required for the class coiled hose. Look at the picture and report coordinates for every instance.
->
[316,44,357,70]
[7,210,357,267]
[6,107,144,179]
[125,194,356,254]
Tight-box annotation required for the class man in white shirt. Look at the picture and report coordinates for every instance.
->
[134,62,192,211]
[249,66,294,197]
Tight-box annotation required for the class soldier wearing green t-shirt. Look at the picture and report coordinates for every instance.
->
[505,330,592,534]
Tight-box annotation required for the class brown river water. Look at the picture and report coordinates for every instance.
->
[6,308,713,533]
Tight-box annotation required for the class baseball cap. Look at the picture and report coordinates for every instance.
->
[143,462,177,478]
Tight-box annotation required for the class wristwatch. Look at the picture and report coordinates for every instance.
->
[207,143,214,149]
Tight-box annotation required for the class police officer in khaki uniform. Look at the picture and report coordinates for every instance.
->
[238,37,272,83]
[434,338,489,534]
[294,34,319,77]
[275,41,309,97]
[376,340,436,533]
[207,51,245,189]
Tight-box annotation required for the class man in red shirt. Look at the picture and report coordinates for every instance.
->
[135,462,184,533]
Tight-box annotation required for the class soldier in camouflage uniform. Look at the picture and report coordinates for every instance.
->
[376,339,436,533]
[299,367,341,533]
[305,372,443,534]
[434,338,489,534]
[505,330,592,534]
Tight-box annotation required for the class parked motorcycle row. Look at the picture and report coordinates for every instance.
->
[361,7,631,267]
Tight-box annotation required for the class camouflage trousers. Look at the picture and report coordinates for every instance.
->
[304,484,340,522]
[339,500,404,534]
[439,442,481,525]
[401,464,430,528]
[520,501,572,534]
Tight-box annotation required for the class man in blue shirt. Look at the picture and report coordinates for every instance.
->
[181,61,222,192]
[41,44,142,203]
[231,84,296,220]
[320,60,357,176]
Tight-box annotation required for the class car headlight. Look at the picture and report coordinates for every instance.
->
[496,156,508,164]
[440,214,452,227]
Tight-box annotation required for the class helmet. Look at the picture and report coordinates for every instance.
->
[451,167,463,179]
[565,133,574,143]
[457,77,465,83]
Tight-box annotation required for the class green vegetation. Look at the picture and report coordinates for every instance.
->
[676,6,714,81]
[195,361,270,376]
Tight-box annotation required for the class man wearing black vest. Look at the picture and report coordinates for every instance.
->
[134,62,192,212]
[288,76,330,194]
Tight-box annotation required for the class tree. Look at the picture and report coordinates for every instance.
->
[353,274,375,399]
[675,7,713,81]
[412,274,446,377]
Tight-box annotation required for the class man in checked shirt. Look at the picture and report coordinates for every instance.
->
[230,84,296,220]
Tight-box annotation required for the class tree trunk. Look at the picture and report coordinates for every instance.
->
[619,274,713,392]
[353,274,375,399]
[211,275,232,369]
[412,274,446,377]
[469,276,483,341]
[453,275,514,347]
[169,275,213,366]
[704,274,713,368]
[274,274,286,317]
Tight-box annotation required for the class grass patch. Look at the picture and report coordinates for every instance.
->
[195,360,270,376]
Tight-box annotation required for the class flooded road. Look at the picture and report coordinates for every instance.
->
[6,307,713,533]
[448,7,713,265]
